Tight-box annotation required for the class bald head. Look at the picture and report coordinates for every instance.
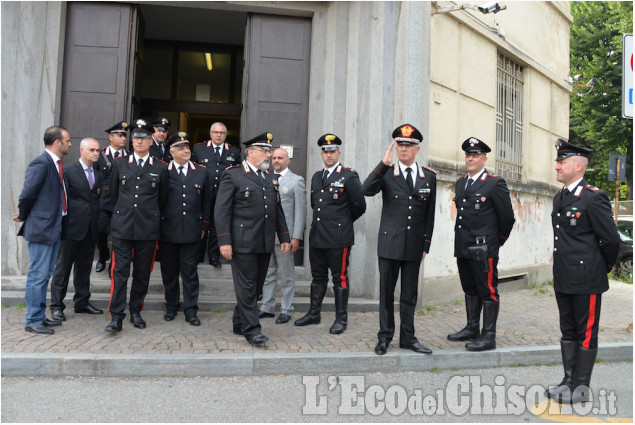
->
[272,148,291,173]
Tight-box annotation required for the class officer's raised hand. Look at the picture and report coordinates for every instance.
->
[382,141,396,165]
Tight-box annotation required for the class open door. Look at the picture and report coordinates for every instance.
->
[60,2,141,162]
[241,14,311,179]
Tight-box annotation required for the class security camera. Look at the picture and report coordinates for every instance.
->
[477,1,501,14]
[586,77,597,87]
[573,74,584,82]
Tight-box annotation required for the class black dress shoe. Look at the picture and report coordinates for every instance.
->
[185,315,201,326]
[95,262,105,272]
[399,342,433,354]
[164,312,176,321]
[233,325,243,335]
[275,313,291,324]
[259,310,275,319]
[105,319,122,332]
[42,317,62,327]
[51,310,66,321]
[209,260,222,269]
[75,304,103,314]
[247,333,269,345]
[374,342,389,355]
[25,324,54,334]
[130,313,146,329]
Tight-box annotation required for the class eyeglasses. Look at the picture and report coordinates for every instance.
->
[211,131,227,135]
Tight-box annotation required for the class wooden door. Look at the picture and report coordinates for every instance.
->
[241,14,312,179]
[60,2,140,162]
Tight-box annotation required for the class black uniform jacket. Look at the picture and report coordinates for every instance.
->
[160,161,212,244]
[95,147,128,213]
[191,141,241,194]
[309,164,366,249]
[63,161,103,242]
[149,140,172,163]
[453,169,515,258]
[362,161,436,261]
[110,155,169,241]
[214,162,290,253]
[552,179,620,294]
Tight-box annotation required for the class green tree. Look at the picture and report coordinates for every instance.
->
[569,1,633,200]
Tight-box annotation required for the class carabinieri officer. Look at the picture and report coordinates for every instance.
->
[159,132,212,326]
[547,139,619,404]
[106,119,169,332]
[214,132,290,345]
[294,133,366,334]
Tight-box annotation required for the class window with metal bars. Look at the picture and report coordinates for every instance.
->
[496,53,524,182]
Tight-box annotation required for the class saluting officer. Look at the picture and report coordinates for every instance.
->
[95,121,129,273]
[105,119,169,333]
[159,132,212,326]
[149,117,172,163]
[294,134,366,334]
[214,132,290,345]
[547,139,619,404]
[192,122,241,267]
[362,124,436,355]
[448,137,515,352]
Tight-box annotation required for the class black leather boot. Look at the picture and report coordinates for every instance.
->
[329,287,349,334]
[448,294,481,341]
[547,340,578,400]
[294,284,327,326]
[466,300,499,351]
[558,347,597,404]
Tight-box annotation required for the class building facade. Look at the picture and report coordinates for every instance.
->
[1,1,571,305]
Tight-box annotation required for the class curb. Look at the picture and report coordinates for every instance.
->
[2,342,631,377]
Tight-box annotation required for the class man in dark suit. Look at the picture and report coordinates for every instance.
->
[192,122,241,267]
[294,134,366,334]
[547,139,620,404]
[95,121,129,273]
[149,117,172,163]
[105,119,169,332]
[13,126,71,334]
[50,138,104,321]
[214,132,290,345]
[448,137,515,352]
[160,132,212,326]
[362,124,436,355]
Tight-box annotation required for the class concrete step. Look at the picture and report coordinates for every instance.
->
[1,261,381,312]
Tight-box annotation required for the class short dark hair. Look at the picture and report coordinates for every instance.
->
[43,126,68,146]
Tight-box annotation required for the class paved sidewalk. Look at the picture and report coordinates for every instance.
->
[1,281,632,376]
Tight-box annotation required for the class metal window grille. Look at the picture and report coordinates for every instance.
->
[496,53,524,182]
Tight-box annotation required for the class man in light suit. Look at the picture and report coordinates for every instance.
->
[215,132,290,345]
[259,147,306,324]
[50,138,104,321]
[362,124,437,355]
[13,126,71,334]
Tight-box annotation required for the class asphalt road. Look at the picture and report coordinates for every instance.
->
[2,362,632,422]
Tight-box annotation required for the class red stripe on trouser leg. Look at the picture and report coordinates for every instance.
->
[487,258,497,302]
[340,247,348,289]
[108,250,116,319]
[582,294,597,349]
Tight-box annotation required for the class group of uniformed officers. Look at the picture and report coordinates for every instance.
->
[34,115,618,406]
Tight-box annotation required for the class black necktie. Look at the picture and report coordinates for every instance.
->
[114,151,120,159]
[138,158,143,171]
[257,170,265,181]
[405,167,414,191]
[466,178,474,190]
[561,188,570,200]
[178,165,185,181]
[322,169,329,184]
[215,146,221,161]
[160,144,165,155]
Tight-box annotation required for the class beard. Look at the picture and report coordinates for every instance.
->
[257,158,270,171]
